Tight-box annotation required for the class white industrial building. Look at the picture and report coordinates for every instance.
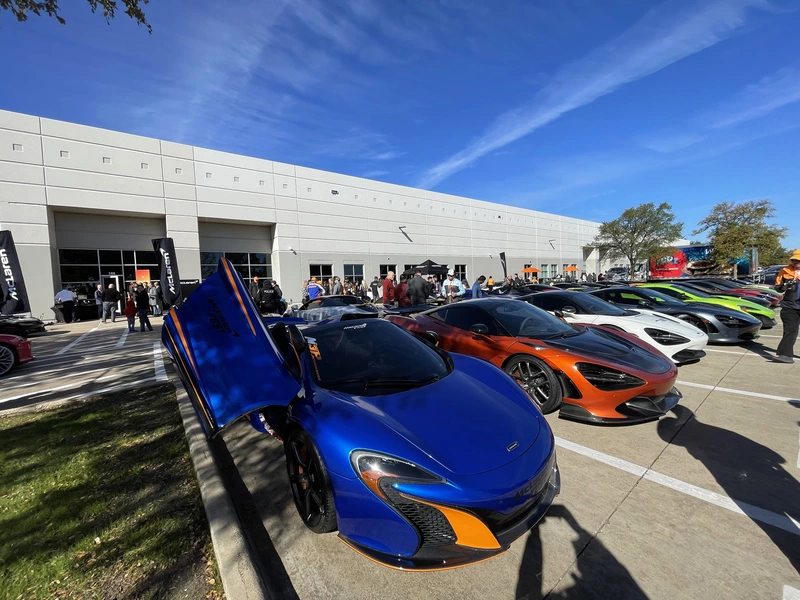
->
[0,108,603,318]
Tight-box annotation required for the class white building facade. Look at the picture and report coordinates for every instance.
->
[0,109,603,318]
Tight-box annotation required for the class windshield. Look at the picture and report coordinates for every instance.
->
[672,284,712,298]
[636,288,684,306]
[487,301,576,339]
[571,293,628,316]
[305,319,449,395]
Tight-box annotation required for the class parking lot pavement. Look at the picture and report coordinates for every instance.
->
[218,324,800,600]
[0,319,168,413]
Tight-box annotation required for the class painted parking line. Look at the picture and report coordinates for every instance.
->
[115,328,129,348]
[54,325,99,355]
[1,355,154,382]
[555,437,800,536]
[153,342,168,381]
[39,377,160,407]
[33,340,157,366]
[677,380,799,403]
[785,585,800,600]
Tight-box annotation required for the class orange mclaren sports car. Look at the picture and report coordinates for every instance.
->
[386,298,681,424]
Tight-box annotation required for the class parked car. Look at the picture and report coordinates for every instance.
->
[521,291,708,365]
[0,334,33,377]
[163,259,559,570]
[387,298,681,424]
[0,314,46,337]
[636,283,776,329]
[682,278,781,307]
[587,286,762,344]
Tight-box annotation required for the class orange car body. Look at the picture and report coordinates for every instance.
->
[386,309,680,424]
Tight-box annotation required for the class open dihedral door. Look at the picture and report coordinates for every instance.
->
[162,257,301,437]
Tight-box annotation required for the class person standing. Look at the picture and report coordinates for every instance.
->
[94,284,103,320]
[123,297,138,333]
[101,284,120,323]
[407,269,430,306]
[382,271,396,307]
[307,278,325,300]
[260,279,280,314]
[442,269,465,304]
[773,250,800,364]
[55,285,77,324]
[149,282,161,316]
[472,275,486,299]
[332,276,343,295]
[487,275,495,292]
[369,276,380,301]
[135,284,153,332]
[395,274,411,308]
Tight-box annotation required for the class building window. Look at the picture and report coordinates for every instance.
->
[403,264,415,273]
[206,172,212,179]
[541,264,548,278]
[379,264,396,279]
[550,264,558,278]
[175,167,182,174]
[343,264,364,282]
[60,150,70,158]
[309,264,333,281]
[454,264,467,280]
[141,162,149,170]
[234,176,240,182]
[200,251,272,282]
[102,156,111,164]
[12,143,23,152]
[58,248,159,296]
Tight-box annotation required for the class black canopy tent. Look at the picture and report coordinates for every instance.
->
[402,259,449,277]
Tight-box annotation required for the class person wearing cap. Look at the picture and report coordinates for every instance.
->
[307,277,325,300]
[442,269,465,304]
[773,250,800,363]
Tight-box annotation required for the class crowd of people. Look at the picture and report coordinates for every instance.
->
[54,280,165,332]
[247,276,285,314]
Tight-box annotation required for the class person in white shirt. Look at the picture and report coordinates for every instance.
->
[55,285,77,324]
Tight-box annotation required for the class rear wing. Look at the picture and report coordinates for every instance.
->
[162,258,301,437]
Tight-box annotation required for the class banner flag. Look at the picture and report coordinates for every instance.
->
[0,230,31,315]
[499,252,507,279]
[152,238,183,307]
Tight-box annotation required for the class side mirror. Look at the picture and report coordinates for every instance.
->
[638,299,653,308]
[469,323,490,335]
[554,310,565,319]
[424,330,440,345]
[679,294,690,301]
[561,306,577,314]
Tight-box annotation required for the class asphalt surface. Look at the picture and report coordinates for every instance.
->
[0,318,168,413]
[220,324,800,600]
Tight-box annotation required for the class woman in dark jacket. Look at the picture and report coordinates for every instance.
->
[135,285,154,332]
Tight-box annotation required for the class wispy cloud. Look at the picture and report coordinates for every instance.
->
[707,66,800,128]
[639,133,708,153]
[361,170,389,179]
[417,0,770,188]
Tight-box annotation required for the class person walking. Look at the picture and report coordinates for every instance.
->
[442,269,465,304]
[773,250,800,364]
[123,297,138,333]
[382,271,396,307]
[94,284,103,320]
[149,282,161,316]
[407,269,431,306]
[135,284,153,332]
[472,275,486,299]
[101,284,120,323]
[55,285,77,324]
[395,274,411,308]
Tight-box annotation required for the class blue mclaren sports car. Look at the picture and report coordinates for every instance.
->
[162,258,560,571]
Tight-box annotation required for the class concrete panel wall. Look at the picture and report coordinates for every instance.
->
[0,108,603,311]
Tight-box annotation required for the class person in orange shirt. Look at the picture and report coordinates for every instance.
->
[773,250,800,363]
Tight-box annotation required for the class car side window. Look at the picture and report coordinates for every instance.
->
[656,287,681,299]
[618,292,641,305]
[443,306,500,335]
[529,294,571,313]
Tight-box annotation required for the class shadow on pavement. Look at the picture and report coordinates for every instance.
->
[657,405,800,572]
[515,505,649,600]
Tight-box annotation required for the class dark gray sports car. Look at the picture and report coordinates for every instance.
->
[588,286,761,344]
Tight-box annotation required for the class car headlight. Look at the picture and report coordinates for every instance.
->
[576,363,645,391]
[643,328,690,345]
[351,451,445,499]
[715,314,749,326]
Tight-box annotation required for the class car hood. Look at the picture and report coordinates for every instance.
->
[345,355,543,476]
[624,309,708,338]
[543,327,673,374]
[682,303,761,324]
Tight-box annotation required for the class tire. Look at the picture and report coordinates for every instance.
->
[504,355,562,414]
[675,314,706,333]
[284,428,337,533]
[0,344,17,377]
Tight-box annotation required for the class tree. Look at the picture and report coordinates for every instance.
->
[759,245,791,266]
[591,202,684,280]
[1,0,152,32]
[692,199,787,275]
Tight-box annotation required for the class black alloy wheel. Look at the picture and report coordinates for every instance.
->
[504,355,562,414]
[285,429,337,533]
[0,344,16,377]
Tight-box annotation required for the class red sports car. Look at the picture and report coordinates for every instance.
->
[386,298,681,425]
[0,333,33,377]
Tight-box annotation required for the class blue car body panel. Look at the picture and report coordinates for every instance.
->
[163,258,558,570]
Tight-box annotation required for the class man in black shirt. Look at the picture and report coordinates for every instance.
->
[101,284,120,323]
[406,269,431,306]
[260,280,280,314]
[135,284,153,332]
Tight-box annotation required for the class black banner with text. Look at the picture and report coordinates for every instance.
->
[0,230,31,314]
[152,237,183,307]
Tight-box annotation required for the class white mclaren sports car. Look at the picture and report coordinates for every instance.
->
[521,291,708,365]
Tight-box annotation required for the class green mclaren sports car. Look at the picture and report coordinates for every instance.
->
[636,283,776,329]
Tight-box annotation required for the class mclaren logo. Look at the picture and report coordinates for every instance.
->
[0,249,19,301]
[159,247,177,295]
[506,441,519,452]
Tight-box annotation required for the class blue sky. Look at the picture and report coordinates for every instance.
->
[1,0,798,247]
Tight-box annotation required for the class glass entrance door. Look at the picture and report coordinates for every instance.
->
[101,274,122,313]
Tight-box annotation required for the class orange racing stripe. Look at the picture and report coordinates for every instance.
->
[164,323,215,431]
[399,493,500,550]
[221,259,257,336]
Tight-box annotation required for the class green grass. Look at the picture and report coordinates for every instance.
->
[0,384,225,599]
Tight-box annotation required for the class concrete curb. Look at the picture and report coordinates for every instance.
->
[173,381,270,600]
